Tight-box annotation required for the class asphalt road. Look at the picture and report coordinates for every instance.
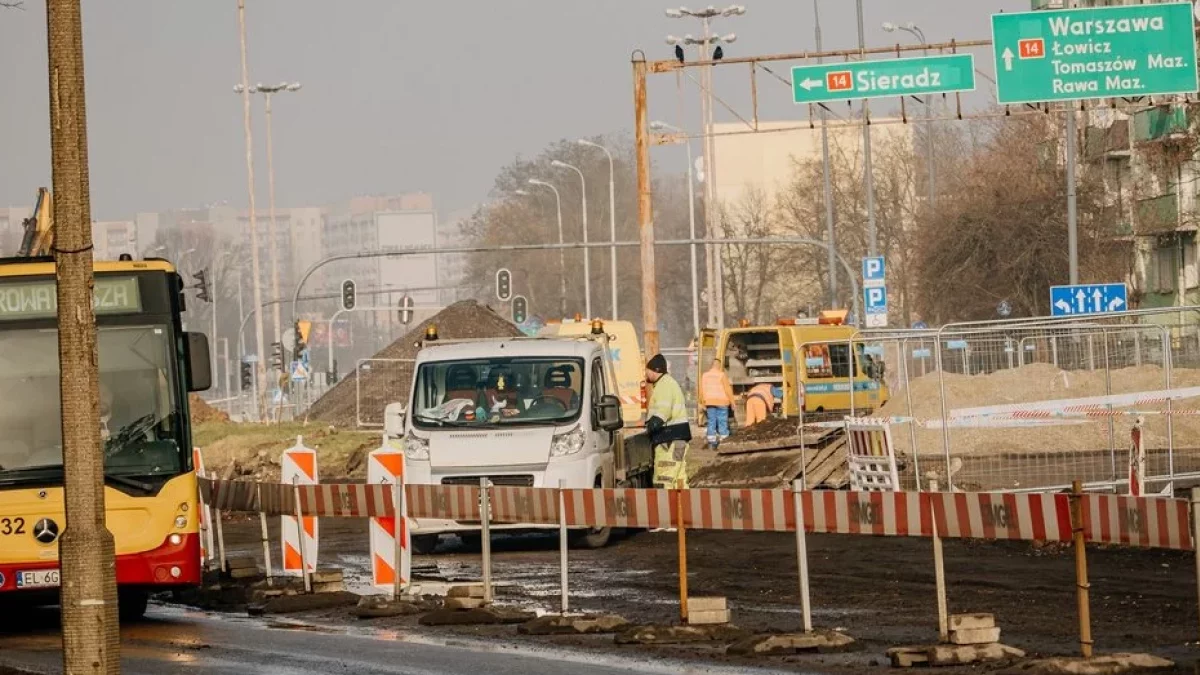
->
[0,605,790,675]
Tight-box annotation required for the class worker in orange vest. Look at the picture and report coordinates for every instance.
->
[699,358,736,449]
[743,383,782,427]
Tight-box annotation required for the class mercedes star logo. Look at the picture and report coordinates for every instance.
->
[33,518,59,544]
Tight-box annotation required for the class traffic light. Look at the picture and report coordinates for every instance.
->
[341,279,356,311]
[192,269,211,303]
[240,361,252,391]
[270,342,283,370]
[512,295,528,324]
[495,268,512,302]
[398,295,414,325]
[293,320,307,356]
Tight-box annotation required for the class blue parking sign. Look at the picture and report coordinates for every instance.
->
[862,257,885,284]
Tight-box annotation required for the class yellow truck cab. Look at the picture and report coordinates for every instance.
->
[539,317,645,427]
[700,310,888,419]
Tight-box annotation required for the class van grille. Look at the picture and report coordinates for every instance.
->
[441,475,535,487]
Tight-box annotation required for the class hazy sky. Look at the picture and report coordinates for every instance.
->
[0,0,1025,221]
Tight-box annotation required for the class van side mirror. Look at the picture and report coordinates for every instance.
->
[384,402,407,439]
[185,332,212,392]
[596,394,623,432]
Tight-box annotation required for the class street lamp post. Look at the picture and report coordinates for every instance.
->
[666,4,743,329]
[527,179,567,317]
[551,159,591,319]
[577,139,618,320]
[234,81,302,348]
[651,121,700,341]
[883,21,935,213]
[235,0,267,420]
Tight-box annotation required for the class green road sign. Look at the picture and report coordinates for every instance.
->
[790,54,976,105]
[991,2,1199,105]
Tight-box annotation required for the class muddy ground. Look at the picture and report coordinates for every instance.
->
[216,515,1200,674]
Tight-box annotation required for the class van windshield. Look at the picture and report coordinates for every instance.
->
[411,357,585,428]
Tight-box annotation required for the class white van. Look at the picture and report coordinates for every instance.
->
[387,327,654,553]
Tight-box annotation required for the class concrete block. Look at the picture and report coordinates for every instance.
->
[518,614,631,635]
[353,596,424,619]
[247,591,358,616]
[310,568,343,585]
[929,643,1024,666]
[950,626,1001,645]
[887,647,930,668]
[229,567,261,580]
[999,653,1174,675]
[687,596,727,613]
[312,580,346,594]
[949,613,996,631]
[687,608,730,625]
[727,630,854,656]
[447,584,485,599]
[615,624,749,645]
[444,597,487,610]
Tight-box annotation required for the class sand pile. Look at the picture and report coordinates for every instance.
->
[875,362,1200,457]
[189,394,230,424]
[305,300,522,426]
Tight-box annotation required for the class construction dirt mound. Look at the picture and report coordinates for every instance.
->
[305,300,522,427]
[189,394,230,424]
[874,362,1200,458]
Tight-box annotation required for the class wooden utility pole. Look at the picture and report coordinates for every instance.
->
[633,53,658,358]
[46,0,121,671]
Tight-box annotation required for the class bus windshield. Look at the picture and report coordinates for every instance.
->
[0,325,182,481]
[411,357,585,428]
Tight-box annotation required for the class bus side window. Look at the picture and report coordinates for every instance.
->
[829,344,852,378]
[805,344,832,378]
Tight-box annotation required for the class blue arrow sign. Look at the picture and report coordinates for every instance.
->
[1049,283,1128,317]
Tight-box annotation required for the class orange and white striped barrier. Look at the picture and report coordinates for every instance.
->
[680,488,795,532]
[193,447,215,568]
[407,484,482,521]
[281,437,319,577]
[1082,494,1192,551]
[367,447,409,593]
[296,484,393,518]
[929,492,1072,543]
[491,486,559,525]
[1129,419,1145,497]
[805,490,932,537]
[562,488,677,529]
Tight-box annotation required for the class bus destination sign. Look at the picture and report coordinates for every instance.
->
[0,277,142,320]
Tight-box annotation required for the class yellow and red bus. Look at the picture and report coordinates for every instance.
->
[0,256,211,619]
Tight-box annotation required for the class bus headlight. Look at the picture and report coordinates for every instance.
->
[550,427,586,457]
[404,432,430,461]
[174,515,188,529]
[169,533,183,546]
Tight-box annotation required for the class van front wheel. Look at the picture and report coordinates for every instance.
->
[570,525,611,549]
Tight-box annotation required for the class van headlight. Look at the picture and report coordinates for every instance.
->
[550,427,586,457]
[404,432,430,461]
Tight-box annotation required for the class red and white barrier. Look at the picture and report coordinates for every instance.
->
[368,447,408,593]
[1082,494,1192,551]
[929,492,1071,543]
[491,486,559,525]
[681,488,794,532]
[297,483,392,518]
[562,488,676,529]
[281,437,319,577]
[806,490,932,537]
[193,448,215,568]
[407,484,482,522]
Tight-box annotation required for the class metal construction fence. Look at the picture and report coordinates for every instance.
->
[796,307,1200,495]
[356,358,416,428]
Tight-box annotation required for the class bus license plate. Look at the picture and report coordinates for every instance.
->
[16,569,59,589]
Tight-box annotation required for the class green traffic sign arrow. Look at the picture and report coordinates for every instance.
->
[791,54,976,105]
[991,2,1199,105]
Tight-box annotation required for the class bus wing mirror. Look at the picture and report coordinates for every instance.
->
[185,332,213,392]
